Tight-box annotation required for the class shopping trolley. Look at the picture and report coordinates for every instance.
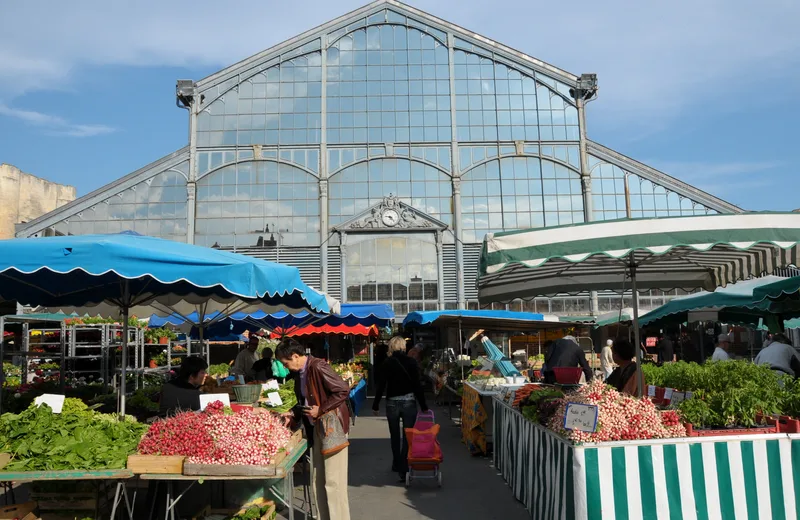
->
[404,410,444,487]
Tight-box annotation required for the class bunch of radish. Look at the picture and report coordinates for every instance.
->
[547,379,686,443]
[138,401,292,465]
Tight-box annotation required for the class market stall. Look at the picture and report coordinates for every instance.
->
[493,397,800,520]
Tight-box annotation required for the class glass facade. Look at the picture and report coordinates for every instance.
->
[19,5,734,315]
[346,237,438,314]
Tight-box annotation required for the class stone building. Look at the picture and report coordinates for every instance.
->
[0,164,76,239]
[13,0,742,317]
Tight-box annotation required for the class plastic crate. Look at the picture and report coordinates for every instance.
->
[684,422,779,437]
[778,416,800,433]
[552,367,582,384]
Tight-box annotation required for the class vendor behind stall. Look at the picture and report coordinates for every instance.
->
[159,356,208,416]
[542,336,592,383]
[232,334,261,380]
[605,338,640,395]
[251,347,276,382]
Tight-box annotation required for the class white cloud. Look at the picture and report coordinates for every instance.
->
[0,104,116,137]
[0,0,797,131]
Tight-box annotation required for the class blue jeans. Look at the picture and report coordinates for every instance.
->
[385,399,418,474]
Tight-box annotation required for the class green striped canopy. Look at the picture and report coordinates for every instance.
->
[478,213,800,303]
[594,308,635,327]
[638,276,787,327]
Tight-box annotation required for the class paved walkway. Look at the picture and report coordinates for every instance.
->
[345,401,530,520]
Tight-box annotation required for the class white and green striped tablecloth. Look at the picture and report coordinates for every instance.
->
[493,398,800,520]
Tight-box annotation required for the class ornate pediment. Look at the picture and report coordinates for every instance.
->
[336,196,447,232]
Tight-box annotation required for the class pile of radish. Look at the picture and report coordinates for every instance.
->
[138,401,292,465]
[546,379,685,443]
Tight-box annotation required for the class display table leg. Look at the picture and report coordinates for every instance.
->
[110,481,135,519]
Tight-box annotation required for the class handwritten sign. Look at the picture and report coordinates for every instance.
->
[663,388,674,401]
[670,392,686,406]
[647,385,656,397]
[563,403,599,433]
[199,393,231,411]
[266,392,283,407]
[34,394,65,413]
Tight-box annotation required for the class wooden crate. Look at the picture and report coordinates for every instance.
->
[127,454,185,474]
[183,429,303,477]
[0,501,36,520]
[192,499,276,520]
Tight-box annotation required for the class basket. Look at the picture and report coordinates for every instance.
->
[552,367,582,384]
[233,385,261,403]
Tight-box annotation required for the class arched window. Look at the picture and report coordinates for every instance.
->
[461,157,583,243]
[329,158,452,226]
[51,167,188,241]
[195,161,320,248]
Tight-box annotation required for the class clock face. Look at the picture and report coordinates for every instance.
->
[382,209,400,227]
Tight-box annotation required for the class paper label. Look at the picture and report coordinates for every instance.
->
[267,392,283,407]
[262,380,280,391]
[647,385,656,397]
[199,393,231,411]
[670,392,686,406]
[34,394,65,413]
[563,403,599,433]
[663,388,674,401]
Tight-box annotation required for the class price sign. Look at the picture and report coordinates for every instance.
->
[670,392,686,406]
[199,393,231,411]
[262,380,280,392]
[266,392,283,407]
[663,388,674,401]
[647,385,656,397]
[563,403,599,433]
[34,394,65,413]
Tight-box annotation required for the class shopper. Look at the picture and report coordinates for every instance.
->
[605,338,640,396]
[755,333,800,378]
[276,339,351,520]
[372,336,429,482]
[710,333,731,361]
[542,336,592,383]
[159,356,207,415]
[600,339,615,379]
[657,333,675,364]
[251,347,275,381]
[232,334,260,381]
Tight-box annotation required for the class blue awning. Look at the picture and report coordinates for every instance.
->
[402,310,563,332]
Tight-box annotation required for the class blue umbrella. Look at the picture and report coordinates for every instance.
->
[0,233,332,414]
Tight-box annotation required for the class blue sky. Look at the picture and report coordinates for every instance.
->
[0,0,798,210]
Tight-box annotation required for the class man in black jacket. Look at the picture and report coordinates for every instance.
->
[543,336,592,383]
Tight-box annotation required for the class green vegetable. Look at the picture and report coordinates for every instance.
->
[229,504,275,520]
[0,398,147,471]
[262,379,297,414]
[208,363,232,377]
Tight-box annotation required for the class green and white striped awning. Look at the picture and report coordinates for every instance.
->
[478,213,800,303]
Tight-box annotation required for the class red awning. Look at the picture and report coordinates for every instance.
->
[270,324,378,338]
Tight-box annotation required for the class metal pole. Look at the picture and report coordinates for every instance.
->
[0,317,4,415]
[629,255,644,397]
[458,319,464,382]
[120,281,130,416]
[59,321,66,392]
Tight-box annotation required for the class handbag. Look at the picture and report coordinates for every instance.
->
[308,367,350,457]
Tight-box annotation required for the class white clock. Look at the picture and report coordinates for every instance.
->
[382,209,400,227]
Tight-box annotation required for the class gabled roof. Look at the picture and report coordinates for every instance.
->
[14,147,190,238]
[334,195,448,232]
[195,0,579,94]
[587,140,743,214]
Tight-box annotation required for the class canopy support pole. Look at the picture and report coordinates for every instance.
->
[629,255,644,398]
[459,319,464,382]
[120,281,130,417]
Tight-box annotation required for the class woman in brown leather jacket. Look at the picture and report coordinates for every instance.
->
[276,339,351,520]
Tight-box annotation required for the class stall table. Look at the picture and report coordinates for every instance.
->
[493,397,800,520]
[140,438,310,520]
[0,469,134,519]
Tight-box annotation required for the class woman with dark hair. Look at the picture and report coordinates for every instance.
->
[159,356,208,415]
[605,338,640,395]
